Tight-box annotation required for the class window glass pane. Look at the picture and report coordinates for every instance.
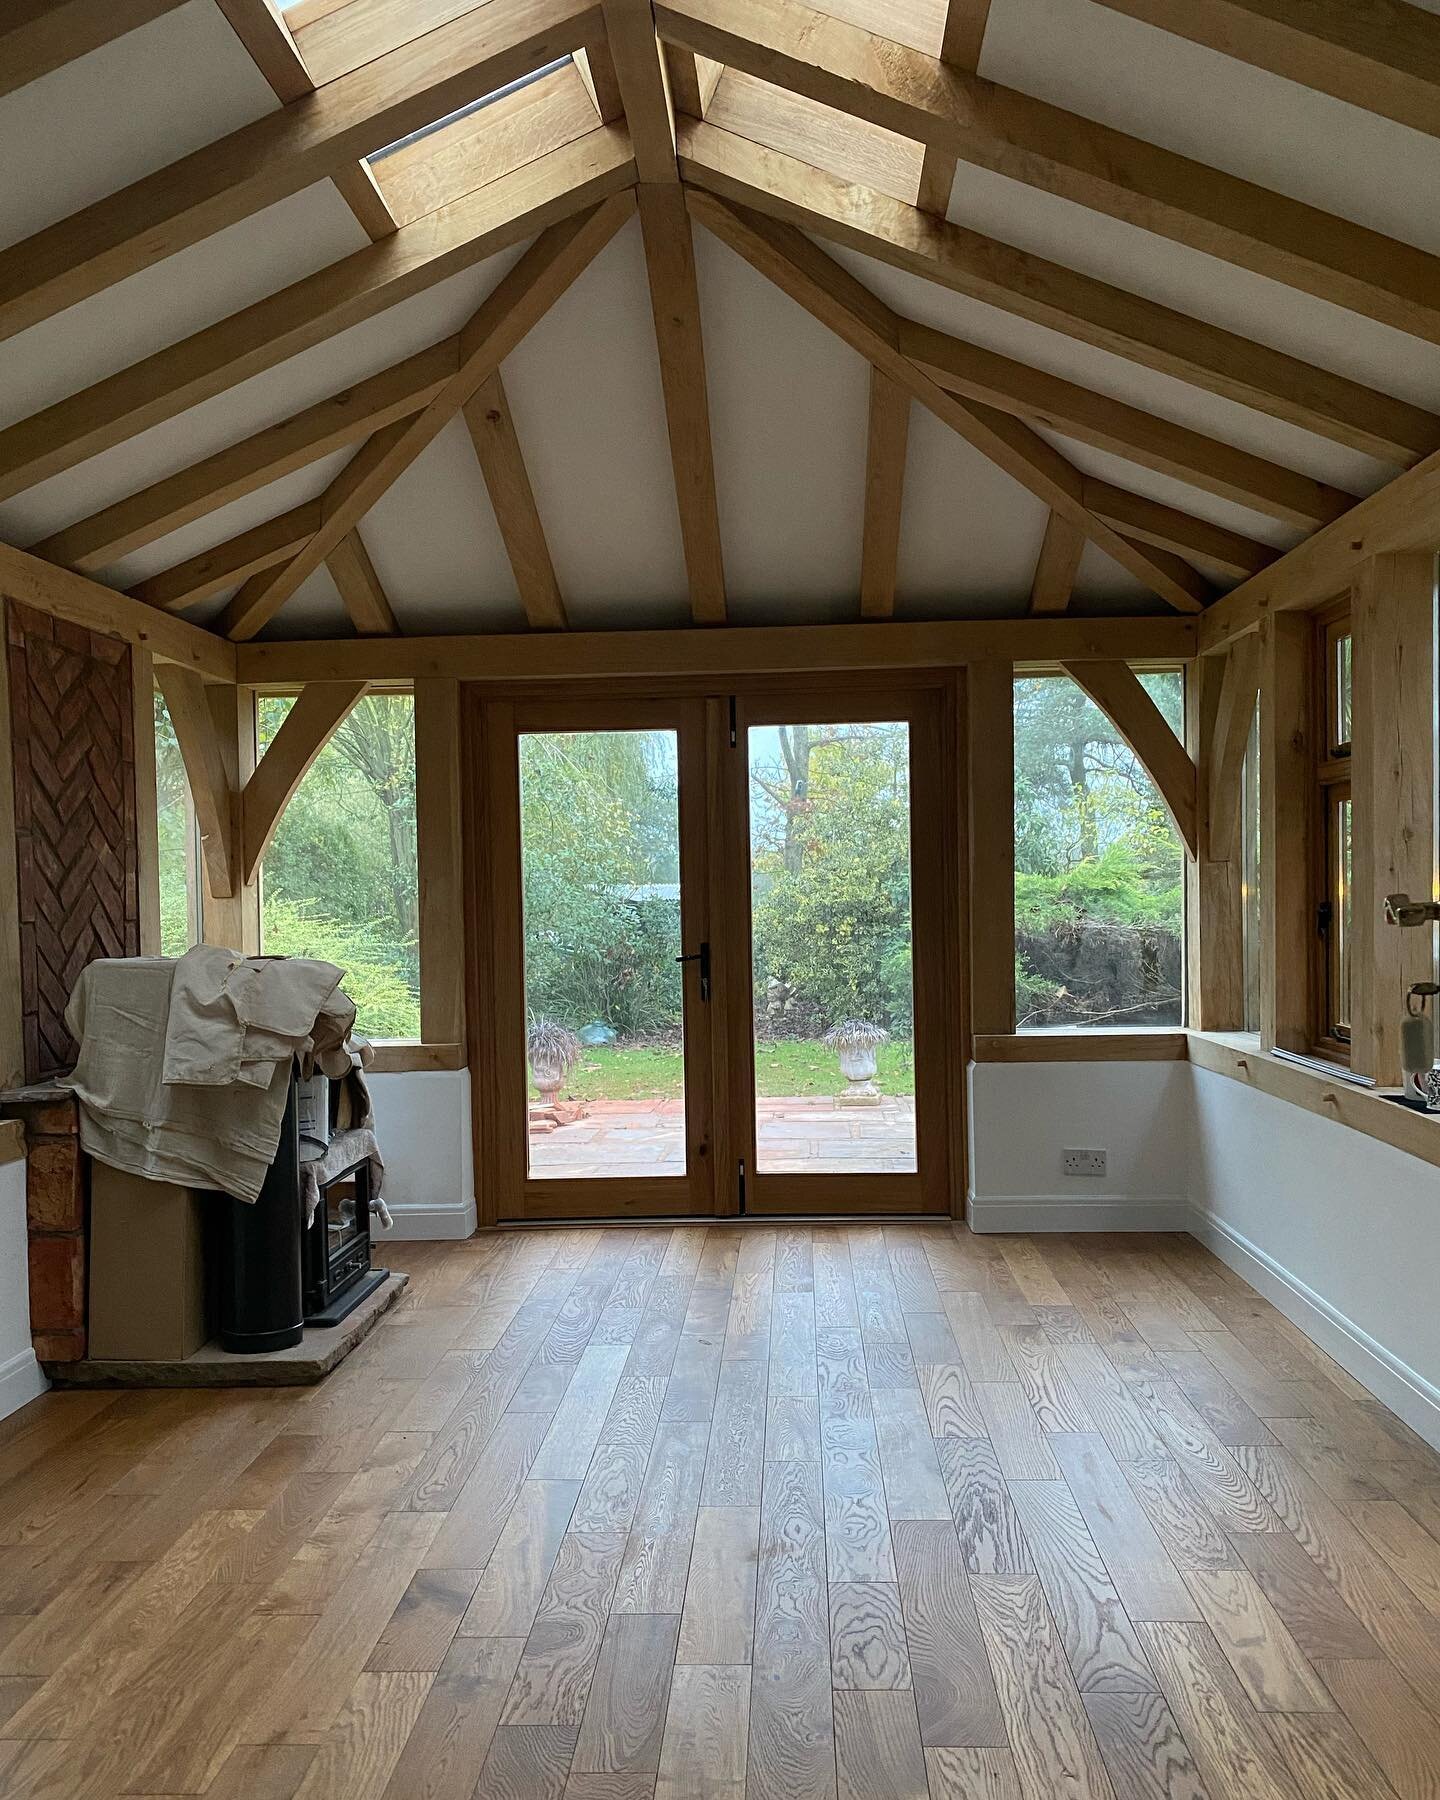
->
[1014,671,1185,1029]
[517,729,685,1181]
[1242,703,1261,1034]
[154,685,201,956]
[1333,793,1352,1039]
[1335,631,1353,751]
[257,693,419,1037]
[749,721,916,1175]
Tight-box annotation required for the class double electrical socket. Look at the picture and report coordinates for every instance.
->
[1063,1147,1107,1178]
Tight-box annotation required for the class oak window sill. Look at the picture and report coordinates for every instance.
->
[366,1041,465,1074]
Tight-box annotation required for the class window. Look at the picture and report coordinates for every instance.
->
[1014,670,1186,1029]
[256,692,420,1039]
[1241,701,1262,1034]
[154,684,201,956]
[1313,605,1353,1056]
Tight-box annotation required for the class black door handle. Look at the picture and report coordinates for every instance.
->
[675,941,710,1002]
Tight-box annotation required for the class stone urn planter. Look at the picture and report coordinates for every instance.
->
[527,1019,582,1106]
[824,1020,889,1107]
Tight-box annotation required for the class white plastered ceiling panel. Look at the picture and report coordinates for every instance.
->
[696,226,869,624]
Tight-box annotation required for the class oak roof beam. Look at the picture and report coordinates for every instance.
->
[0,0,187,101]
[676,119,1440,469]
[34,339,459,573]
[0,127,636,504]
[688,190,1209,614]
[0,0,605,343]
[660,0,1440,343]
[224,195,635,639]
[463,373,568,631]
[1095,0,1440,144]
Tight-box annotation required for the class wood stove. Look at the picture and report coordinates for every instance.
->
[304,1154,386,1326]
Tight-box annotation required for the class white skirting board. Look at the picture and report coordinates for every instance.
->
[1189,1204,1440,1455]
[967,1194,1192,1232]
[0,1347,47,1421]
[380,1197,479,1241]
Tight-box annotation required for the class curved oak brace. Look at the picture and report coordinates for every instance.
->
[1061,658,1200,858]
[240,681,369,885]
[154,665,236,899]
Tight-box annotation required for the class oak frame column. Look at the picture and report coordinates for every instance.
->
[967,659,1015,1034]
[1186,644,1257,1031]
[1260,613,1313,1054]
[201,684,260,954]
[1351,551,1438,1085]
[415,678,466,1050]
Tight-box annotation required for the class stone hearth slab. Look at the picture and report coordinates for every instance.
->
[41,1270,407,1387]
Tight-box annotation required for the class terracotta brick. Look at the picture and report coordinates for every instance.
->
[28,1103,78,1135]
[32,1330,84,1363]
[26,1141,83,1232]
[27,1234,85,1331]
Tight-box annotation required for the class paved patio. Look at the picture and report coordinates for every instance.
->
[528,1094,917,1179]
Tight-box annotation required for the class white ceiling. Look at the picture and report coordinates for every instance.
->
[1,0,1436,637]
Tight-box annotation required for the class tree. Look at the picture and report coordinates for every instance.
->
[1013,673,1184,1027]
[750,723,914,1035]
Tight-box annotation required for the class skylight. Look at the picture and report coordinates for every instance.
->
[369,58,573,162]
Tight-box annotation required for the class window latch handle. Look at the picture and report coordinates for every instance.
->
[675,942,710,1002]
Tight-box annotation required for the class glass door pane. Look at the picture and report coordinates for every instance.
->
[747,720,918,1176]
[518,728,687,1181]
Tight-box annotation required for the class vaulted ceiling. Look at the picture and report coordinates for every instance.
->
[2,0,1437,643]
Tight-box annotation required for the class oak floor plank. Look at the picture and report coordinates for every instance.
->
[1261,1707,1404,1800]
[11,1224,1438,1800]
[893,1518,1007,1747]
[936,1437,1034,1576]
[971,1574,1118,1800]
[572,1611,681,1775]
[1081,1689,1211,1800]
[749,1458,834,1800]
[654,1663,750,1800]
[531,1346,633,1481]
[291,1669,433,1800]
[833,1689,929,1800]
[924,1746,1023,1798]
[676,1505,758,1666]
[829,1581,912,1689]
[364,1564,482,1672]
[503,1531,628,1727]
[571,1377,667,1535]
[872,1387,952,1521]
[379,1633,524,1800]
[1315,1657,1440,1800]
[1005,1479,1156,1695]
[459,1478,580,1638]
[822,1414,897,1583]
[943,1294,1015,1384]
[422,1411,555,1571]
[1049,1434,1198,1624]
[1348,1497,1440,1618]
[1137,1622,1303,1800]
[481,1723,581,1800]
[612,1421,709,1615]
[246,1508,444,1744]
[972,1385,1061,1481]
[701,1359,767,1507]
[1116,1454,1236,1575]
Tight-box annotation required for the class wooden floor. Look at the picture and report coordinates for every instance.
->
[3,1226,1440,1800]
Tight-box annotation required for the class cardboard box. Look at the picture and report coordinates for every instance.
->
[87,1165,210,1362]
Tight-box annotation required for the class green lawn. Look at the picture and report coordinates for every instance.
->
[540,1037,915,1102]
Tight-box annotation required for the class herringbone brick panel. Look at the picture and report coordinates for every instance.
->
[8,602,138,1081]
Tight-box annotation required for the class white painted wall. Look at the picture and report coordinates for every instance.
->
[967,1056,1440,1450]
[968,1059,1192,1231]
[1189,1067,1440,1451]
[0,1159,46,1423]
[367,1070,477,1241]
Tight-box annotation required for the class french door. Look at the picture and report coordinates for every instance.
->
[467,683,960,1221]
